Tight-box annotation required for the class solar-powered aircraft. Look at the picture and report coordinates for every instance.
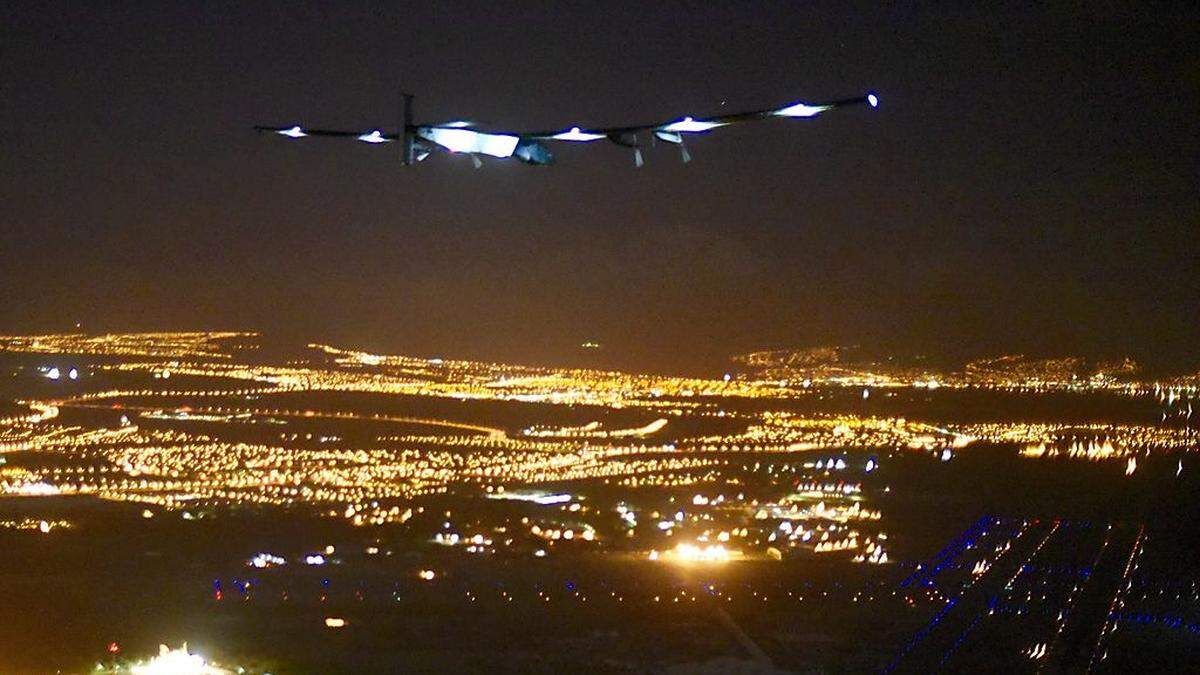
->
[255,91,879,167]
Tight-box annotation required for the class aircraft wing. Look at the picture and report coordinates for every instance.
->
[254,92,878,166]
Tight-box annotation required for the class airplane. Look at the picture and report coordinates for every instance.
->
[254,91,878,167]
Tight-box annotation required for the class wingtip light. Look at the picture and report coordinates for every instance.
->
[867,93,879,108]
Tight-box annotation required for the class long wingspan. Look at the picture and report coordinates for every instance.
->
[254,92,878,166]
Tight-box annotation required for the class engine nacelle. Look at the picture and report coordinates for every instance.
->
[513,139,554,166]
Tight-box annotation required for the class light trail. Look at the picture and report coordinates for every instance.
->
[1086,525,1145,673]
[1039,525,1113,672]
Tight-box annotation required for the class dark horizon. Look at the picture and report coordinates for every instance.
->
[3,2,1198,373]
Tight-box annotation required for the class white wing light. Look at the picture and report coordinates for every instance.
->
[277,126,307,138]
[774,102,832,118]
[867,93,879,108]
[660,116,726,133]
[420,127,520,158]
[356,130,390,144]
[551,127,606,142]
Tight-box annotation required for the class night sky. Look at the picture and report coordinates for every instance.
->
[2,2,1197,372]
